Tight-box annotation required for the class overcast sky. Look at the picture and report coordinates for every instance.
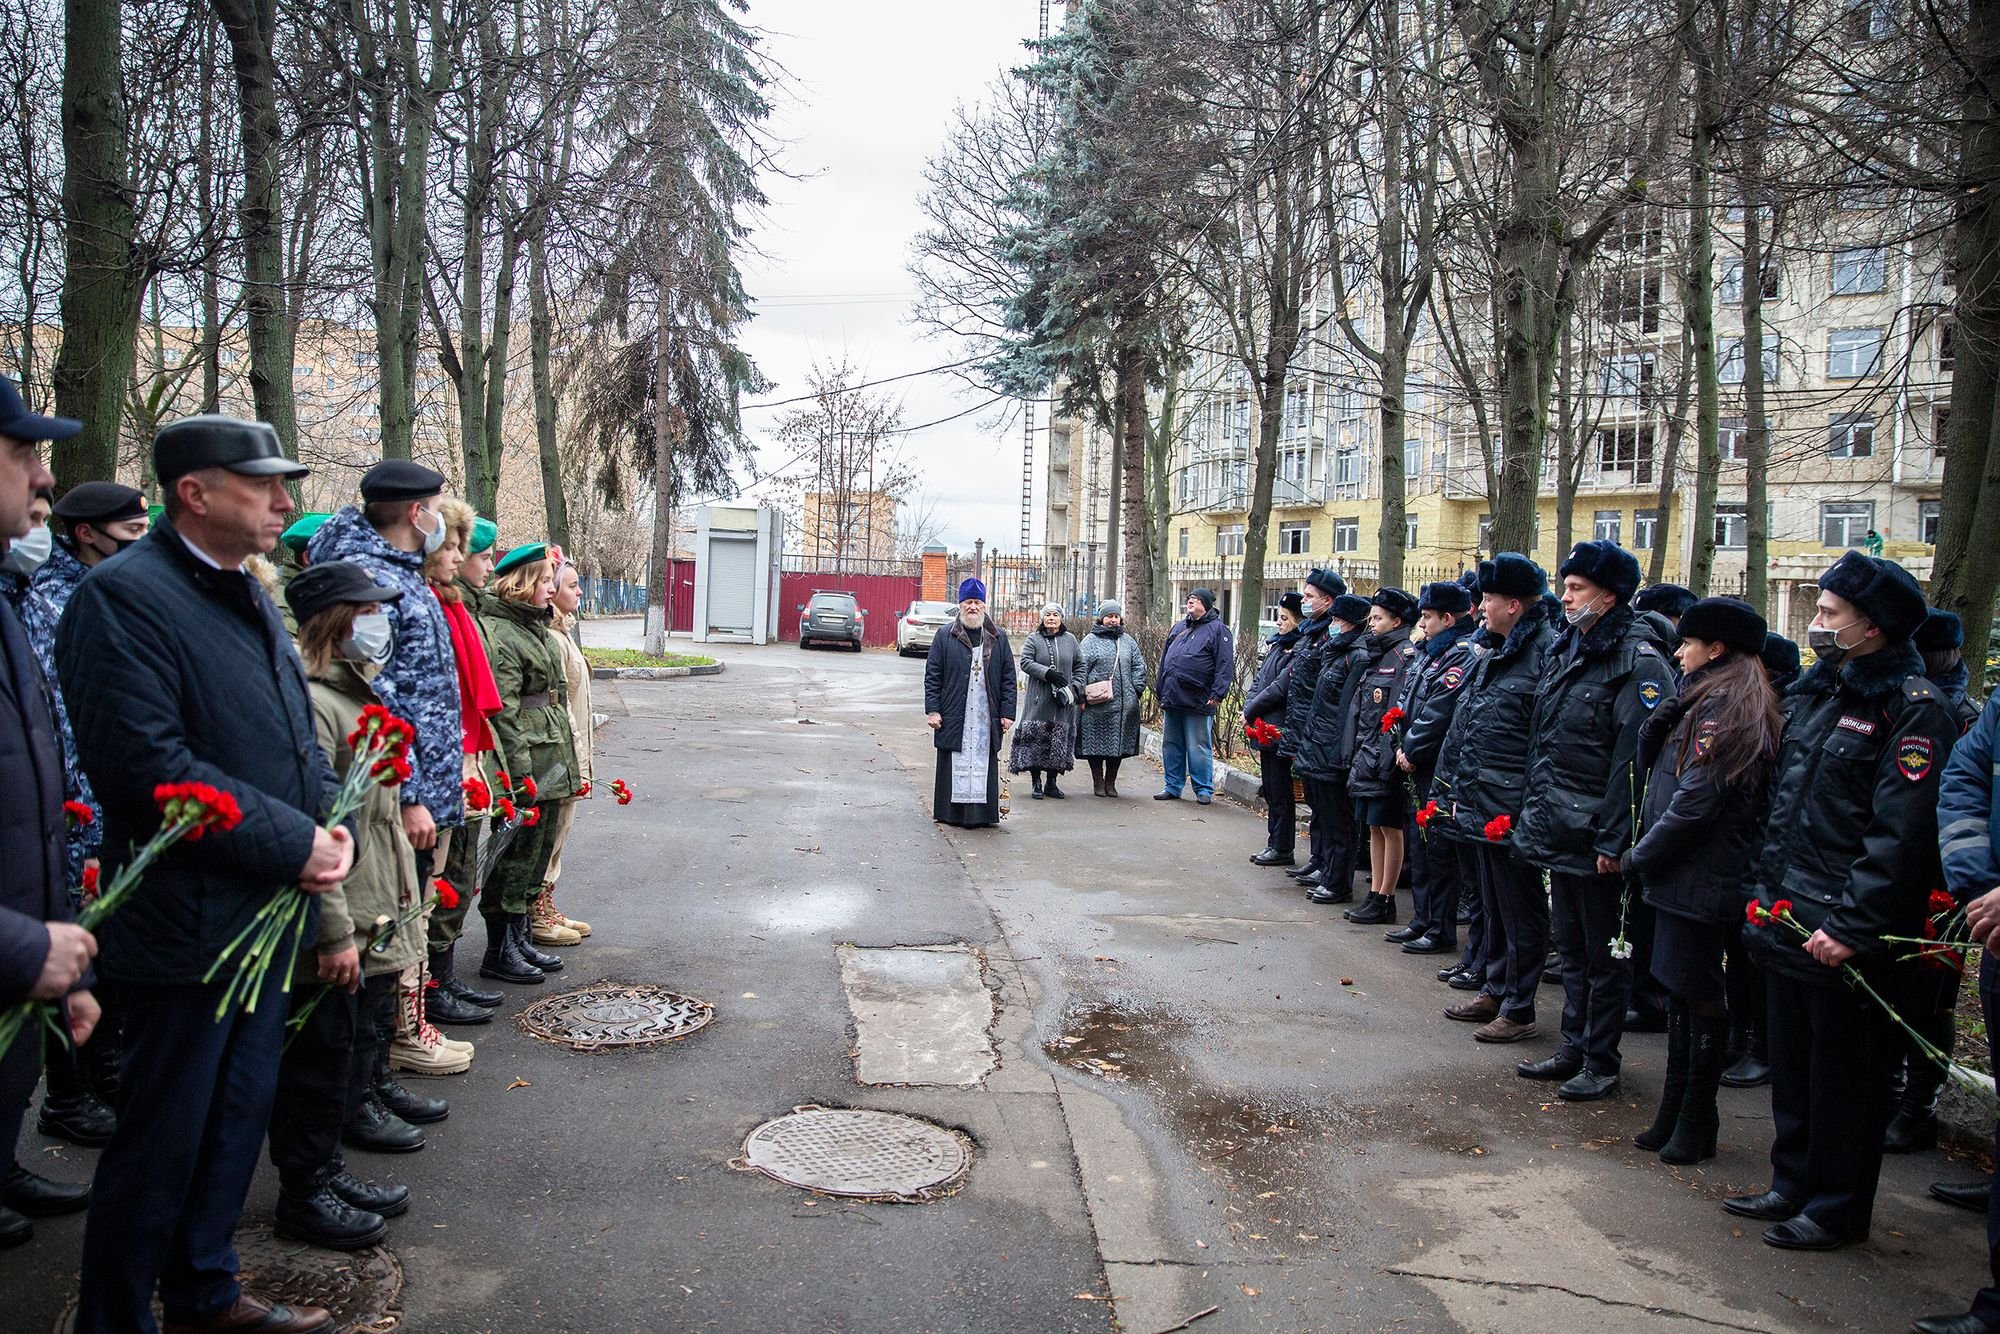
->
[728,1,1042,556]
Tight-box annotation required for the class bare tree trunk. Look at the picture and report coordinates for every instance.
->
[1116,339,1151,631]
[646,283,676,656]
[1685,105,1722,594]
[1739,133,1773,611]
[53,0,137,486]
[1553,320,1576,554]
[1648,325,1695,584]
[479,219,517,509]
[1146,366,1177,626]
[198,15,221,415]
[530,221,568,548]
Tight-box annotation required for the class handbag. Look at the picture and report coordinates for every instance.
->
[1084,678,1114,705]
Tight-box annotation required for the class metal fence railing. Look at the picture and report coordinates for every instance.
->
[578,575,647,616]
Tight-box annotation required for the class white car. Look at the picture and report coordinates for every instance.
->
[896,600,958,657]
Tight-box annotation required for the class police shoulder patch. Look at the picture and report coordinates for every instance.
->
[1897,734,1936,783]
[1694,717,1718,757]
[1441,665,1466,690]
[1637,679,1664,710]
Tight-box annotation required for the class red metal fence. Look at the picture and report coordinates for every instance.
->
[778,571,922,648]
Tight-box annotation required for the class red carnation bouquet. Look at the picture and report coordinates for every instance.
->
[0,782,243,1058]
[1378,705,1406,736]
[610,779,634,806]
[1414,799,1439,831]
[1483,813,1513,842]
[206,704,416,1019]
[1243,717,1282,747]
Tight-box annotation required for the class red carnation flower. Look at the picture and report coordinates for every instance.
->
[153,781,244,840]
[80,864,100,899]
[1929,890,1957,917]
[1745,899,1765,926]
[521,776,538,800]
[522,808,541,827]
[497,797,517,822]
[495,769,513,791]
[462,776,492,810]
[63,800,94,828]
[1482,813,1512,842]
[1414,799,1439,830]
[1379,706,1406,735]
[1771,898,1794,920]
[433,877,460,910]
[576,781,592,798]
[610,779,633,806]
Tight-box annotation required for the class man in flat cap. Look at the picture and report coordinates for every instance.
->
[0,379,99,1253]
[59,415,349,1333]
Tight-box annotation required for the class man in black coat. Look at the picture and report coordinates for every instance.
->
[1731,552,1960,1253]
[0,379,99,1249]
[1512,540,1677,1102]
[1293,593,1373,905]
[59,417,352,1334]
[1276,569,1342,883]
[1392,581,1484,954]
[1244,590,1307,866]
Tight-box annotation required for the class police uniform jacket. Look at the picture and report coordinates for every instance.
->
[1746,640,1959,983]
[1433,600,1555,844]
[1396,617,1483,785]
[1243,623,1303,753]
[1347,625,1418,799]
[1291,626,1367,781]
[1622,682,1769,924]
[1514,604,1678,875]
[1275,612,1333,761]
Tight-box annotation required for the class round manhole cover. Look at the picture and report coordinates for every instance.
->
[734,1105,971,1202]
[516,983,714,1049]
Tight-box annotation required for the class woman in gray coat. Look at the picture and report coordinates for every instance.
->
[1074,600,1148,798]
[1010,604,1081,798]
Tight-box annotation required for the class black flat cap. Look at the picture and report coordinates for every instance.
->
[53,481,145,524]
[1633,582,1698,618]
[1418,581,1472,616]
[1677,596,1767,657]
[1305,568,1345,598]
[1761,632,1801,680]
[156,415,308,484]
[359,459,446,503]
[1371,585,1419,623]
[1916,607,1964,652]
[285,559,404,624]
[1277,591,1305,618]
[1330,593,1371,626]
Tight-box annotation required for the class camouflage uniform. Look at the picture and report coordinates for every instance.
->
[479,594,579,915]
[20,540,99,881]
[305,507,463,830]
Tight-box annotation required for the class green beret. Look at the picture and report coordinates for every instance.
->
[280,512,331,552]
[493,541,548,576]
[470,516,498,554]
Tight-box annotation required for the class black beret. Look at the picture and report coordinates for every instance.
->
[1370,585,1419,623]
[1760,632,1801,680]
[285,559,404,624]
[1916,607,1964,653]
[155,415,308,485]
[1305,568,1345,598]
[1418,581,1472,616]
[1816,550,1927,643]
[1676,596,1767,658]
[1633,582,1698,618]
[53,481,145,525]
[1277,591,1305,618]
[1477,552,1547,601]
[1329,593,1371,626]
[359,459,446,503]
[1558,539,1641,603]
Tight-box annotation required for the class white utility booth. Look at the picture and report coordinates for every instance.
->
[691,504,783,644]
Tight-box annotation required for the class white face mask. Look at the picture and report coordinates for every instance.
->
[3,523,52,575]
[343,611,394,664]
[1564,592,1610,631]
[414,507,446,556]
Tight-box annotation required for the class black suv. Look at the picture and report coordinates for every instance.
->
[799,591,864,650]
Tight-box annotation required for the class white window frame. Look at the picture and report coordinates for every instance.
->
[1278,521,1311,555]
[1820,501,1874,547]
[1216,523,1246,557]
[1831,246,1887,296]
[1920,500,1942,545]
[1827,327,1884,379]
[1334,519,1360,553]
[1633,508,1659,550]
[1827,414,1875,459]
[1592,510,1622,544]
[1714,504,1748,550]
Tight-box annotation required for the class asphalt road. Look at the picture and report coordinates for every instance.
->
[3,633,1992,1332]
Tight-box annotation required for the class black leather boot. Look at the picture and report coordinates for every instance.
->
[480,913,544,985]
[328,1167,410,1218]
[1721,1019,1769,1087]
[1288,860,1323,881]
[1030,770,1044,799]
[342,1092,426,1154]
[513,914,564,972]
[1045,775,1066,799]
[3,1161,90,1216]
[376,1072,448,1125]
[434,945,503,1009]
[1634,1005,1690,1151]
[275,1175,387,1251]
[37,1052,116,1147]
[1660,1013,1726,1164]
[1885,1081,1944,1153]
[423,978,491,1027]
[1343,893,1396,925]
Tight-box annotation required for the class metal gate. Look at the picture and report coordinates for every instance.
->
[706,536,757,635]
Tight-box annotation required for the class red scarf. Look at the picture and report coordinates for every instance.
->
[437,590,503,754]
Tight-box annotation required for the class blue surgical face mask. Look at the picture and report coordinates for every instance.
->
[414,507,446,557]
[4,523,52,575]
[343,611,394,664]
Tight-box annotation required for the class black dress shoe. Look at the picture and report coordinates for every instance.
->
[1723,1190,1798,1221]
[377,1075,448,1125]
[1720,1054,1770,1088]
[1763,1215,1859,1251]
[1624,1007,1669,1034]
[1153,791,1180,801]
[1343,894,1396,925]
[1911,1313,2000,1334]
[1306,885,1354,905]
[1516,1051,1585,1081]
[1557,1069,1621,1101]
[328,1170,410,1218]
[0,1203,28,1249]
[1447,970,1486,991]
[1930,1180,1992,1214]
[2,1162,89,1216]
[37,1089,116,1147]
[443,975,505,1009]
[423,984,492,1027]
[1289,861,1323,881]
[343,1095,426,1154]
[1046,781,1067,799]
[1885,1106,1941,1154]
[1251,848,1295,867]
[1385,925,1424,943]
[1403,934,1453,955]
[274,1184,387,1251]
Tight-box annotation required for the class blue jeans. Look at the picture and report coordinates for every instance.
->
[1159,707,1215,798]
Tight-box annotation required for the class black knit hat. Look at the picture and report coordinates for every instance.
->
[1816,551,1926,643]
[1477,552,1547,602]
[1677,596,1767,658]
[1558,539,1641,603]
[1916,607,1964,653]
[1329,593,1371,626]
[1371,586,1418,624]
[1761,632,1801,680]
[1277,591,1305,618]
[1633,582,1698,618]
[1418,581,1472,616]
[1305,568,1345,598]
[1188,587,1216,613]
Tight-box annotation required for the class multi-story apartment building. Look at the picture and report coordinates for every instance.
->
[1040,405,1119,612]
[799,487,899,563]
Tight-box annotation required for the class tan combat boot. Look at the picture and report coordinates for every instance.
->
[543,882,591,937]
[529,888,583,946]
[389,972,473,1076]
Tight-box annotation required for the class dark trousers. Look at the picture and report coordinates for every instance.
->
[431,816,488,950]
[1973,955,2000,1323]
[1452,840,1485,971]
[1765,972,1899,1239]
[1724,928,1765,1031]
[76,974,288,1331]
[0,1011,41,1168]
[1625,889,1669,1019]
[1407,780,1456,945]
[1477,844,1547,1022]
[269,981,362,1192]
[1258,751,1296,855]
[1302,775,1356,892]
[1549,869,1632,1072]
[1895,964,1963,1105]
[357,972,396,1088]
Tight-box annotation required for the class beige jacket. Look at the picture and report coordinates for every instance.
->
[553,615,593,785]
